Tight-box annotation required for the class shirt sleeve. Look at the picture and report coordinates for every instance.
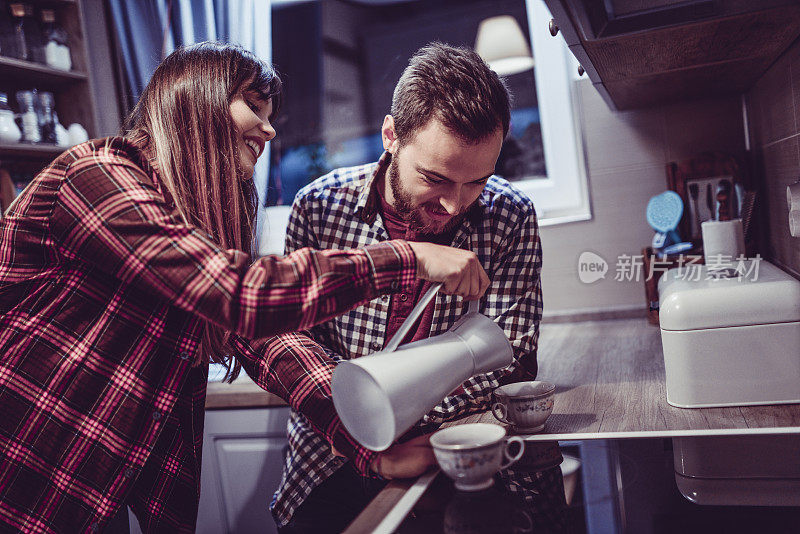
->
[49,156,417,341]
[422,204,543,425]
[233,196,380,474]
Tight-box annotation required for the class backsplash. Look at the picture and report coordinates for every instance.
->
[747,38,800,278]
[539,80,746,315]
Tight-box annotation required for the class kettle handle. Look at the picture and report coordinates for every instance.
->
[383,283,482,353]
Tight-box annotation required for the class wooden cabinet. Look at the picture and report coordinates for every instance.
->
[544,0,800,109]
[0,0,100,176]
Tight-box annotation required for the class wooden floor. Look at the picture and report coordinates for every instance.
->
[461,319,800,441]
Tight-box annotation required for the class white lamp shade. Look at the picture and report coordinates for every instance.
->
[475,15,535,76]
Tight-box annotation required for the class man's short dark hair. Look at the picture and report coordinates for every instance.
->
[391,42,511,145]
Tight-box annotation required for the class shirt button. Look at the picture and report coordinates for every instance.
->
[399,293,408,302]
[381,295,389,302]
[370,341,381,352]
[180,351,191,361]
[152,412,162,421]
[390,281,399,290]
[124,468,136,479]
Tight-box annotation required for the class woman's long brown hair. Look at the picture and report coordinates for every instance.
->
[124,42,282,380]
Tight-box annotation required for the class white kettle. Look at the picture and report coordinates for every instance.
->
[331,283,513,451]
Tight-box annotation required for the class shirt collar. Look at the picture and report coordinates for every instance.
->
[127,132,175,207]
[355,151,391,225]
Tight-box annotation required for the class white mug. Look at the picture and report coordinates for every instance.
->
[431,423,524,491]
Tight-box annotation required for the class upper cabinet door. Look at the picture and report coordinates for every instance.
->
[544,0,800,109]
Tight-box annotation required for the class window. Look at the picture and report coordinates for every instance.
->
[267,0,590,226]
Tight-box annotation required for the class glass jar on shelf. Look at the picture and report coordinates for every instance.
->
[16,90,40,143]
[9,3,39,62]
[40,9,71,70]
[0,1,17,58]
[37,91,56,144]
[0,92,22,144]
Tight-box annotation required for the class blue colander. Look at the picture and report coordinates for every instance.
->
[646,191,683,249]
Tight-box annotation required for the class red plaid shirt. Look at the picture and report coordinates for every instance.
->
[0,137,416,533]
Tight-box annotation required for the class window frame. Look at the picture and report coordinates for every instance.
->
[512,0,591,226]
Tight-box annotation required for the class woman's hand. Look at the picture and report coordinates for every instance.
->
[407,242,490,300]
[369,434,436,479]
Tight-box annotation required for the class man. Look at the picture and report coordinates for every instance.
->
[250,42,564,533]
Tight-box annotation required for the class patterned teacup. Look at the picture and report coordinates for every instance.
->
[431,423,525,491]
[491,381,556,433]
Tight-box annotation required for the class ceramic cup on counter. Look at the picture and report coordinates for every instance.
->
[491,381,555,433]
[430,423,525,492]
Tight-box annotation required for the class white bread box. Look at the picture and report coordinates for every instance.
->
[658,259,800,408]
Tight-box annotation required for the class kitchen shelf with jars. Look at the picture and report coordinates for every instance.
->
[0,0,99,213]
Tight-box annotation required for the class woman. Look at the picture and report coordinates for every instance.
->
[0,42,488,533]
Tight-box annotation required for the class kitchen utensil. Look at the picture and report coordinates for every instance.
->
[688,183,701,239]
[491,381,555,432]
[331,283,513,451]
[739,191,756,241]
[430,423,524,491]
[735,183,744,217]
[646,191,684,250]
[729,181,739,218]
[716,179,732,221]
[661,241,694,257]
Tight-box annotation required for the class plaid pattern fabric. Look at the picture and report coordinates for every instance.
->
[265,152,545,526]
[0,137,417,533]
[498,466,567,531]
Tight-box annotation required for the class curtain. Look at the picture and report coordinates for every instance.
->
[108,0,273,234]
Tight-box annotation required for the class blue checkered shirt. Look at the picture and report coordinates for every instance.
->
[268,152,544,526]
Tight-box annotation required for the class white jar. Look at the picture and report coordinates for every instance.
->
[0,110,22,143]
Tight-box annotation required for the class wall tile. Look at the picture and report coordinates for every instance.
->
[541,81,748,313]
[578,80,666,173]
[791,43,800,150]
[761,136,800,271]
[540,164,669,311]
[751,51,796,146]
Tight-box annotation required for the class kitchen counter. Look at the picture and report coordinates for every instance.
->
[473,317,800,441]
[344,317,800,533]
[205,374,286,409]
[206,317,800,428]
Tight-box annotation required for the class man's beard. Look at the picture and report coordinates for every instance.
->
[387,156,467,235]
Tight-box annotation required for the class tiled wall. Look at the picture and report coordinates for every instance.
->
[747,39,800,278]
[539,80,746,315]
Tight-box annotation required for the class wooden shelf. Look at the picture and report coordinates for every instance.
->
[29,0,77,5]
[0,56,88,87]
[0,0,98,177]
[0,143,64,160]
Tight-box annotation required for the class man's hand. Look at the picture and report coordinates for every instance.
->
[407,242,490,300]
[369,434,436,479]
